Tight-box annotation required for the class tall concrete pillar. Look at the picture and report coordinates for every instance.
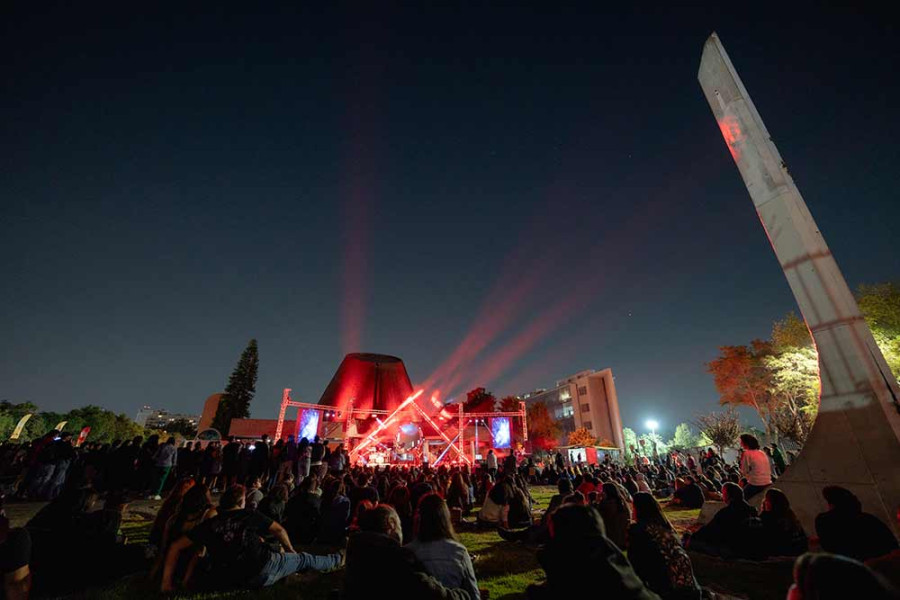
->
[698,33,900,534]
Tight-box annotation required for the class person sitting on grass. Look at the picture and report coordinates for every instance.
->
[344,503,473,599]
[149,476,195,551]
[815,486,898,562]
[318,477,351,545]
[738,434,771,501]
[283,473,321,545]
[161,484,342,592]
[258,483,289,524]
[787,552,899,600]
[498,478,573,544]
[526,504,660,599]
[477,477,513,528]
[759,488,807,556]
[153,483,216,583]
[408,493,480,600]
[245,476,264,510]
[628,493,702,600]
[669,476,704,510]
[0,499,31,600]
[597,482,631,551]
[685,482,761,559]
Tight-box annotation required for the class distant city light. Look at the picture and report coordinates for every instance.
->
[646,419,659,433]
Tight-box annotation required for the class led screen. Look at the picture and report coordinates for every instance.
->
[491,417,511,449]
[298,409,320,441]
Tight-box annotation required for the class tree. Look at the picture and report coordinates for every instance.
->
[638,432,668,457]
[526,402,560,451]
[568,427,596,447]
[165,418,198,439]
[622,427,638,465]
[707,341,777,438]
[765,346,819,444]
[694,409,741,455]
[212,339,259,435]
[463,388,497,413]
[857,282,900,379]
[771,311,813,352]
[668,423,699,451]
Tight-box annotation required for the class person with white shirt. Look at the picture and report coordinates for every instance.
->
[739,434,772,500]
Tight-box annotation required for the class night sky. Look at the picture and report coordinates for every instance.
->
[3,5,898,438]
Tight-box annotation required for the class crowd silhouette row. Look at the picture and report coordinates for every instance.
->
[0,430,897,599]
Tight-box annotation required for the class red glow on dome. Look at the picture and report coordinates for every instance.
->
[718,115,743,161]
[318,353,414,435]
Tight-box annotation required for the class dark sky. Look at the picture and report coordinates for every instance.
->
[3,4,898,438]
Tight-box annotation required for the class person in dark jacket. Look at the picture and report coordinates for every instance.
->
[526,504,660,600]
[815,486,898,562]
[686,482,761,558]
[628,493,701,600]
[759,488,807,556]
[344,504,473,599]
[596,482,631,551]
[318,478,351,545]
[669,477,704,510]
[284,474,321,545]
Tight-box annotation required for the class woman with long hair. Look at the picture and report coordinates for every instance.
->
[318,477,351,545]
[407,493,480,599]
[446,472,472,516]
[153,484,215,583]
[760,488,807,556]
[387,484,414,543]
[149,477,195,549]
[284,472,321,544]
[597,482,631,550]
[627,492,701,600]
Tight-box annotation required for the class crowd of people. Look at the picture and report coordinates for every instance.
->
[0,430,897,599]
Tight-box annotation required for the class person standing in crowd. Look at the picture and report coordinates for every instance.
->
[150,437,178,501]
[45,432,75,500]
[161,485,342,592]
[738,434,771,500]
[628,493,702,600]
[222,438,240,487]
[815,486,898,562]
[486,450,497,477]
[407,493,480,600]
[344,504,472,599]
[250,435,270,485]
[769,443,787,476]
[310,436,326,480]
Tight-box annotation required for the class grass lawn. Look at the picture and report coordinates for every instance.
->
[10,486,793,599]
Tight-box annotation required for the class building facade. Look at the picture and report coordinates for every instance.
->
[519,368,624,450]
[135,406,201,430]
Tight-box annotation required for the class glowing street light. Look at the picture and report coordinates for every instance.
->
[646,419,659,436]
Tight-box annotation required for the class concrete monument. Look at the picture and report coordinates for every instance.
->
[698,33,900,534]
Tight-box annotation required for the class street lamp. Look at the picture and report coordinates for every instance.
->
[645,420,659,437]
